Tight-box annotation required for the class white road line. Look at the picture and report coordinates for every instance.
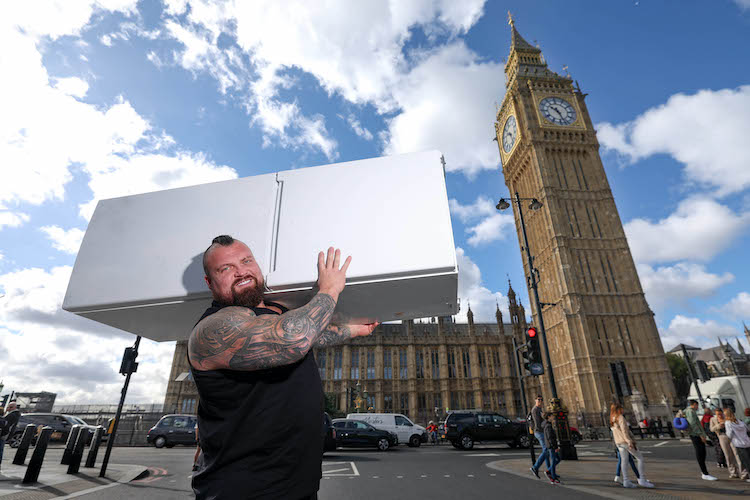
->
[420,474,428,478]
[466,453,499,457]
[350,461,360,477]
[324,468,350,474]
[467,474,474,478]
[444,474,450,477]
[55,483,119,499]
[397,475,403,478]
[654,441,669,447]
[372,476,379,478]
[490,473,496,476]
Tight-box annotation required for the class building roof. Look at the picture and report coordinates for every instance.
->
[694,344,744,362]
[667,344,699,353]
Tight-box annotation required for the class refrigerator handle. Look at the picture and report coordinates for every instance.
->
[267,176,284,281]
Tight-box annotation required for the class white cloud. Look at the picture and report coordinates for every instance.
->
[383,41,505,177]
[0,266,174,404]
[624,197,750,264]
[659,315,740,351]
[717,291,750,320]
[341,114,373,141]
[734,0,750,10]
[0,211,30,230]
[638,262,734,310]
[449,196,515,246]
[53,77,89,98]
[454,247,510,324]
[160,0,493,171]
[40,226,86,255]
[597,86,750,196]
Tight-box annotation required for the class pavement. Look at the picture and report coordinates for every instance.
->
[0,446,147,500]
[490,441,750,500]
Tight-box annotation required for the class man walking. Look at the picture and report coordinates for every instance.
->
[685,400,718,481]
[188,236,377,499]
[530,395,551,478]
[542,412,561,484]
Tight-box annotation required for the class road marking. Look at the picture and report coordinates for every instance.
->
[444,474,450,477]
[323,461,359,477]
[350,462,360,477]
[421,474,428,478]
[324,468,350,474]
[55,483,119,499]
[372,476,379,478]
[466,453,499,457]
[490,473,496,476]
[467,474,474,477]
[397,475,403,478]
[654,441,669,447]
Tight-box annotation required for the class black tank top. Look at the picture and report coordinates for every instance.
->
[189,301,324,500]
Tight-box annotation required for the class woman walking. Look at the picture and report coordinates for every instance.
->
[610,403,654,489]
[711,408,747,479]
[724,408,750,483]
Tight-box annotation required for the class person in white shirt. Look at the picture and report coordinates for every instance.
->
[723,408,750,484]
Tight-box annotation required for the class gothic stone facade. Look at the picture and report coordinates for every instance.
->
[163,286,541,425]
[494,17,676,421]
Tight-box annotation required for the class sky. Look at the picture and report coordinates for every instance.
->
[1,0,750,405]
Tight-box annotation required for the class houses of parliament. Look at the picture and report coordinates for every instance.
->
[164,16,676,426]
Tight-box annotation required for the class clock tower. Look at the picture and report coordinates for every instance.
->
[495,14,675,423]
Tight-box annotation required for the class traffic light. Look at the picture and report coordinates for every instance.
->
[119,346,139,375]
[525,327,544,376]
[695,360,711,382]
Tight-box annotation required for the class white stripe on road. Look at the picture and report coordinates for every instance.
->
[654,441,669,447]
[465,453,499,457]
[324,468,350,474]
[54,483,119,499]
[350,462,360,477]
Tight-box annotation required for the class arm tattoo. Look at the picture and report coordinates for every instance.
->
[313,324,353,347]
[189,293,337,372]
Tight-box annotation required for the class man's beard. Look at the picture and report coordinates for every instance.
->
[227,278,265,308]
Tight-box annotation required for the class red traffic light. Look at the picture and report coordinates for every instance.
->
[527,327,537,338]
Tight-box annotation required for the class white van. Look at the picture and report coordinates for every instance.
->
[346,413,427,447]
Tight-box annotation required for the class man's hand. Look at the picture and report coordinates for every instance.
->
[314,322,379,348]
[701,436,707,443]
[317,247,351,301]
[348,322,379,338]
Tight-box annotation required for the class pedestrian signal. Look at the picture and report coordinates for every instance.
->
[525,327,544,376]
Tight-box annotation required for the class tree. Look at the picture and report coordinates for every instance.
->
[324,392,345,418]
[666,353,690,405]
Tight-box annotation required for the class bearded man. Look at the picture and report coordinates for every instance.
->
[188,235,376,500]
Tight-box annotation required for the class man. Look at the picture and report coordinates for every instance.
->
[685,399,717,481]
[0,402,20,471]
[542,412,561,484]
[530,395,551,478]
[188,235,377,500]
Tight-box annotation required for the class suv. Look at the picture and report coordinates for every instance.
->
[444,411,529,450]
[147,414,197,448]
[8,413,93,447]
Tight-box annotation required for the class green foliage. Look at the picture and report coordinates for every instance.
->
[666,353,690,405]
[324,392,345,418]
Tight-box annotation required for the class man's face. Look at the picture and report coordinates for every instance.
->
[536,397,543,407]
[691,402,699,410]
[7,402,16,411]
[204,241,265,308]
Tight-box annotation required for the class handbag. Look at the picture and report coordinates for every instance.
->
[673,417,689,430]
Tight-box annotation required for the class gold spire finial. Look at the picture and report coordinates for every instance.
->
[507,11,515,27]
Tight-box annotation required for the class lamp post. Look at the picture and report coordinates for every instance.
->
[498,192,577,460]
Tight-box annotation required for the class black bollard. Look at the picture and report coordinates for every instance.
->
[23,427,52,484]
[12,424,37,465]
[85,426,104,468]
[67,427,88,474]
[61,425,81,465]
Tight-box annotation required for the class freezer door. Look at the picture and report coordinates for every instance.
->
[268,150,456,290]
[63,173,279,314]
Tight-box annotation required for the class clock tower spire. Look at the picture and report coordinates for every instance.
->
[494,17,675,424]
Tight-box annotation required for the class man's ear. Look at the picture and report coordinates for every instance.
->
[204,275,211,288]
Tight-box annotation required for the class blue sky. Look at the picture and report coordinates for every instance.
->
[1,0,749,404]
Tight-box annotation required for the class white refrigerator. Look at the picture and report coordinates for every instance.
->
[63,150,458,342]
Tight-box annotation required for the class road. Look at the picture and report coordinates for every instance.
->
[73,438,703,499]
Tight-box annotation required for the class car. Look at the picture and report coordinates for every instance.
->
[146,414,198,448]
[569,426,582,444]
[444,410,529,450]
[322,412,336,452]
[332,419,398,451]
[8,413,95,448]
[345,413,425,447]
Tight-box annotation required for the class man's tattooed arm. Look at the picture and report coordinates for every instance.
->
[188,293,337,372]
[313,324,353,347]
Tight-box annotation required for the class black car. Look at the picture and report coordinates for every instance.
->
[444,411,529,450]
[9,413,94,447]
[147,414,198,448]
[332,419,398,451]
[322,412,336,452]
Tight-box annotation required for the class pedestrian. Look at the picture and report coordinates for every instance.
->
[609,403,653,488]
[707,409,727,469]
[613,430,640,484]
[0,402,20,472]
[426,421,438,445]
[192,423,201,472]
[744,408,750,427]
[685,399,718,481]
[723,408,750,483]
[713,408,749,480]
[542,412,561,484]
[188,237,378,500]
[529,395,551,478]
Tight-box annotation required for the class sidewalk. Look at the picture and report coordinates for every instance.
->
[488,455,750,499]
[0,448,146,500]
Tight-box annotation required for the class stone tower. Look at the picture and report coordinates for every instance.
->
[494,14,675,422]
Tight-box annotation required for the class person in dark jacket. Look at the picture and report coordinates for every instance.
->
[0,402,20,471]
[542,412,561,484]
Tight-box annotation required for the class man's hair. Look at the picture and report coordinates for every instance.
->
[203,235,236,276]
[689,399,698,406]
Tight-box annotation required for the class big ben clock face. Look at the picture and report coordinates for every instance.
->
[502,115,517,153]
[539,97,577,126]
